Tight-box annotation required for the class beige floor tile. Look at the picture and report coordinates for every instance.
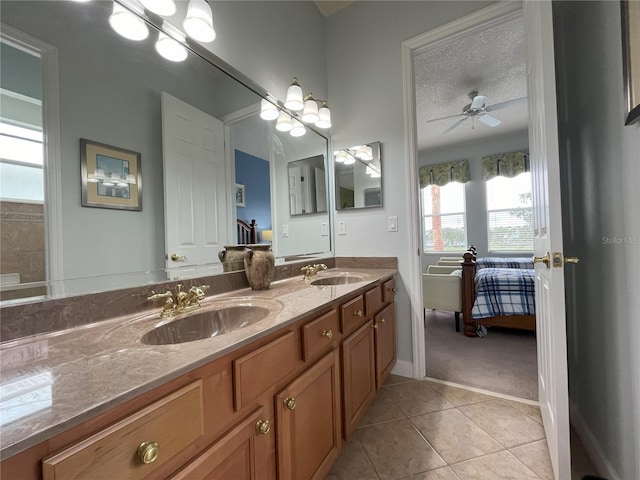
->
[384,374,416,386]
[450,450,540,479]
[410,409,503,464]
[354,419,446,480]
[359,387,406,427]
[504,399,543,424]
[399,466,461,480]
[386,380,455,417]
[426,382,495,407]
[510,440,554,480]
[459,399,545,448]
[325,436,379,480]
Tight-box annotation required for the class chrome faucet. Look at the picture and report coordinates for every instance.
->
[147,284,209,317]
[301,264,328,280]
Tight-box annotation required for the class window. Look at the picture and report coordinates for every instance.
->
[0,122,44,202]
[422,182,466,252]
[486,172,533,252]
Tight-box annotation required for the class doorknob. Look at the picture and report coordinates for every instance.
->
[532,252,550,268]
[552,252,580,268]
[170,253,187,262]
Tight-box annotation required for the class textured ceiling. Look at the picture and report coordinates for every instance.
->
[415,15,528,151]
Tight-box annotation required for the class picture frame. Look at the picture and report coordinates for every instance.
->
[622,0,640,125]
[80,138,142,211]
[235,183,246,207]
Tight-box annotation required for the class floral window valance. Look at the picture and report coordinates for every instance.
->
[482,150,530,181]
[419,159,470,188]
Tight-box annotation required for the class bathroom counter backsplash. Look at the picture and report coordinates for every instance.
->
[0,258,396,460]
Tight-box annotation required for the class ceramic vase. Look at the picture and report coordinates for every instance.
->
[244,244,275,290]
[218,245,247,272]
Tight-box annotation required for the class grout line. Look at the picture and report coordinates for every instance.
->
[421,376,541,406]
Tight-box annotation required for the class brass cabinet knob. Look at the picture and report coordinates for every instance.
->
[532,253,550,268]
[170,253,187,262]
[354,309,363,317]
[256,419,271,435]
[379,318,385,324]
[371,322,378,329]
[284,397,296,410]
[322,329,333,339]
[137,441,159,464]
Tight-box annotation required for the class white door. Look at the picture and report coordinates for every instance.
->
[161,92,228,279]
[288,165,305,214]
[524,2,571,478]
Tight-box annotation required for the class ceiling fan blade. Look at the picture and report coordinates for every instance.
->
[426,113,464,123]
[441,116,468,134]
[486,96,527,112]
[478,114,501,127]
[470,95,486,110]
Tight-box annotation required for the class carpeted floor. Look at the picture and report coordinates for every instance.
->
[424,309,538,400]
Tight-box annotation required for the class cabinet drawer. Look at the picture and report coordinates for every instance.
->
[302,309,339,361]
[382,278,396,305]
[234,331,297,410]
[364,285,383,316]
[42,381,204,480]
[340,295,365,336]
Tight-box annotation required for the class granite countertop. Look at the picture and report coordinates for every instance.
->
[0,267,395,460]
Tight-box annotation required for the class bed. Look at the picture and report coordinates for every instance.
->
[461,249,536,337]
[237,219,258,244]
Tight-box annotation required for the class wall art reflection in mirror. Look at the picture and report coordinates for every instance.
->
[335,142,382,210]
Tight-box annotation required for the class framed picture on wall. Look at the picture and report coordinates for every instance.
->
[235,183,246,207]
[80,138,142,211]
[622,0,640,125]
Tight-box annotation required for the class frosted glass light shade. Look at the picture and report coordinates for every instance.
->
[290,119,306,137]
[343,155,355,165]
[109,3,149,41]
[183,0,216,43]
[315,103,331,129]
[276,112,293,132]
[139,0,176,16]
[301,98,319,123]
[284,79,304,111]
[355,145,373,161]
[335,151,349,163]
[155,31,188,62]
[260,96,279,121]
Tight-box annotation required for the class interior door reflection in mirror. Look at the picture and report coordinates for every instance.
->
[288,155,327,215]
[335,142,382,209]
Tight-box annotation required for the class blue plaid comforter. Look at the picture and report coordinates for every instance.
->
[476,257,534,270]
[472,267,536,319]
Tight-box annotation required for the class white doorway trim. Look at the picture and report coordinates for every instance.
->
[401,2,524,380]
[1,24,63,285]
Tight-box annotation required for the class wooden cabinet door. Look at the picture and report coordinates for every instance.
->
[170,406,274,480]
[341,320,376,440]
[276,350,341,480]
[374,303,396,389]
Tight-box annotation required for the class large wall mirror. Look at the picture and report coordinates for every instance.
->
[0,0,331,303]
[335,142,382,209]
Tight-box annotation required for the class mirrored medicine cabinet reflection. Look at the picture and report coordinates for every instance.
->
[0,0,331,303]
[334,142,382,210]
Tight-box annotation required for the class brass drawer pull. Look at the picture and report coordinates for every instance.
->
[354,309,363,317]
[137,441,159,464]
[379,318,385,324]
[322,329,333,339]
[284,397,296,410]
[256,419,271,434]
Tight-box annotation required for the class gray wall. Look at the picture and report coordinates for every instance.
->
[326,1,494,366]
[553,2,640,479]
[419,129,530,270]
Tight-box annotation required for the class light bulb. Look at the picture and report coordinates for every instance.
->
[290,119,306,137]
[139,0,176,16]
[276,111,293,132]
[183,0,216,43]
[284,78,304,111]
[315,103,332,129]
[109,3,149,41]
[155,31,188,62]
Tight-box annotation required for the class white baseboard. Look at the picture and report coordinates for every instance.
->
[391,359,414,378]
[570,401,621,480]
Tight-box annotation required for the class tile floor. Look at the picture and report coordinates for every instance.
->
[326,375,564,480]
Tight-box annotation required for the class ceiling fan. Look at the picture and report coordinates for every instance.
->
[427,90,527,134]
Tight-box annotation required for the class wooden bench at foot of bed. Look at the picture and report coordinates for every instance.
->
[461,250,536,337]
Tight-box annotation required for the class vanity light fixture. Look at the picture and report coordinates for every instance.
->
[284,78,304,111]
[109,2,149,41]
[183,0,216,43]
[260,95,279,121]
[275,111,293,132]
[139,0,177,17]
[315,101,332,129]
[155,28,188,62]
[301,94,320,123]
[355,145,373,161]
[290,119,307,137]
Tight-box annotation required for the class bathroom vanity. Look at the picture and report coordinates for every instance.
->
[0,267,396,480]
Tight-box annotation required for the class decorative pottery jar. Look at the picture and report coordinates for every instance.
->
[244,244,275,290]
[218,245,247,272]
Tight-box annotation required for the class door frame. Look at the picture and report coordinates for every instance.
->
[401,1,524,380]
[1,24,64,287]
